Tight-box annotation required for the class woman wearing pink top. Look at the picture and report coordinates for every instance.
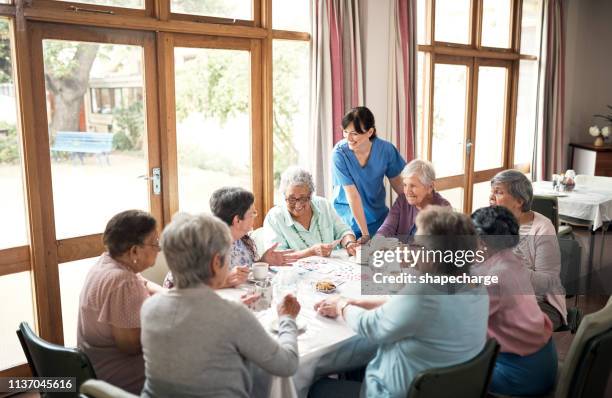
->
[489,169,567,330]
[77,210,164,394]
[472,206,557,396]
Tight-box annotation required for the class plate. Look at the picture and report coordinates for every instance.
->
[269,317,307,333]
[316,287,336,294]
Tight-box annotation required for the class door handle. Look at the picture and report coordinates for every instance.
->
[138,168,161,195]
[466,139,473,156]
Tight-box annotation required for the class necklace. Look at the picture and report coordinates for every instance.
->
[292,219,323,250]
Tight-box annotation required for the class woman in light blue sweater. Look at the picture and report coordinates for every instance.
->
[312,206,490,398]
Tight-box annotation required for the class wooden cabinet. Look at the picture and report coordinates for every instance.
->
[570,143,612,177]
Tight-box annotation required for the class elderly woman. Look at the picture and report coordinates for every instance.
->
[141,213,301,397]
[311,207,489,397]
[264,166,358,259]
[164,187,295,288]
[332,107,406,240]
[377,159,450,237]
[471,206,556,396]
[77,210,164,394]
[489,169,567,329]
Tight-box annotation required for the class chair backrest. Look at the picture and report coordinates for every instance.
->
[567,327,612,397]
[250,227,266,259]
[575,175,612,190]
[532,195,559,233]
[558,236,581,295]
[556,297,612,398]
[407,339,500,398]
[16,322,96,398]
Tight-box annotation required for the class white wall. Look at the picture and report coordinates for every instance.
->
[564,0,612,146]
[360,0,392,137]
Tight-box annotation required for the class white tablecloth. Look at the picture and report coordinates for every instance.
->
[217,251,366,398]
[532,181,612,230]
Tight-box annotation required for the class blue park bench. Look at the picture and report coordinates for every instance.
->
[50,131,114,165]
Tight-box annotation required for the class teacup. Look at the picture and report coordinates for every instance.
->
[252,262,269,280]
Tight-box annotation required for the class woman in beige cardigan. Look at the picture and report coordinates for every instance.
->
[488,170,567,330]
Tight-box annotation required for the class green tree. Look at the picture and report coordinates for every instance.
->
[44,41,99,137]
[175,50,249,124]
[272,43,304,185]
[0,20,11,84]
[112,100,144,151]
[0,122,19,164]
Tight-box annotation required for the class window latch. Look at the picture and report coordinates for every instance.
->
[68,5,115,15]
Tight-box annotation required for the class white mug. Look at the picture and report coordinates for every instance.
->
[252,262,269,280]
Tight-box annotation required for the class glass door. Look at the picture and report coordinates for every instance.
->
[429,56,512,213]
[159,33,263,218]
[470,60,511,212]
[29,22,162,345]
[429,56,473,212]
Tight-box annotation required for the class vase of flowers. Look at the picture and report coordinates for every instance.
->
[592,105,612,146]
[589,125,610,147]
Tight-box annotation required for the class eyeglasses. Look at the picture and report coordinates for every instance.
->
[342,130,361,139]
[141,242,161,251]
[285,196,311,206]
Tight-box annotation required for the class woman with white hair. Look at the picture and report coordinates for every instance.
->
[141,213,301,397]
[377,159,450,237]
[264,166,358,259]
[489,169,567,330]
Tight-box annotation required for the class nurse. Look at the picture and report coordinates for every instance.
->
[332,107,406,240]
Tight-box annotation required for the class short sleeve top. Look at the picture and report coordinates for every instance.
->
[331,137,406,235]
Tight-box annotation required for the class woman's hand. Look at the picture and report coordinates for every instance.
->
[262,242,299,265]
[314,296,347,318]
[345,241,360,257]
[225,265,250,287]
[277,294,301,319]
[240,293,260,308]
[310,243,334,257]
[357,235,371,245]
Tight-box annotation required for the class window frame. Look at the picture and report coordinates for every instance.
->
[418,0,540,213]
[0,0,311,377]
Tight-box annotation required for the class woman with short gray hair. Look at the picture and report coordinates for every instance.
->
[141,213,301,397]
[377,159,451,237]
[489,169,567,330]
[264,166,358,259]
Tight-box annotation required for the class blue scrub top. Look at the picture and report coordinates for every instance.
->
[332,137,406,237]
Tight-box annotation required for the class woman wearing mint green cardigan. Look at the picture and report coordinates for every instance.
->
[264,166,358,259]
[310,207,489,398]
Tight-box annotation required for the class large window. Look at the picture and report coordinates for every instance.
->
[418,0,544,213]
[175,46,252,213]
[171,0,252,20]
[514,0,544,167]
[0,0,311,377]
[0,17,36,371]
[272,39,310,202]
[43,40,150,239]
[0,19,27,250]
